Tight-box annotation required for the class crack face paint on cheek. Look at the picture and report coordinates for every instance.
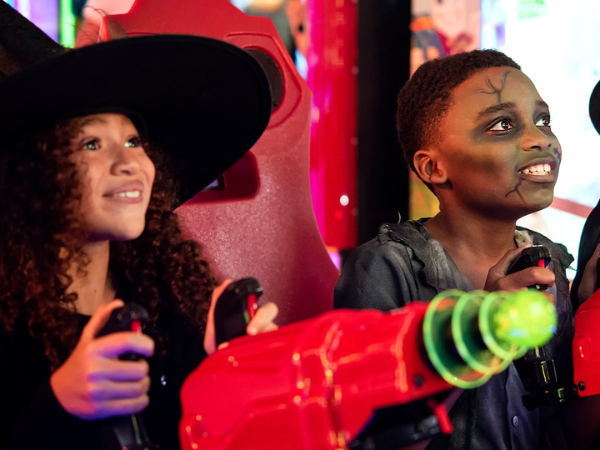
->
[505,163,525,201]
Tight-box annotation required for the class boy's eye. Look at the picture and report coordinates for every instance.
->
[489,119,513,132]
[125,136,142,148]
[82,139,99,151]
[536,115,551,127]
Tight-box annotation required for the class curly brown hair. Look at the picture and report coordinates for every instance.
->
[0,117,215,369]
[396,49,521,189]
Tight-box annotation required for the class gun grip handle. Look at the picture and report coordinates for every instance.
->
[213,277,263,346]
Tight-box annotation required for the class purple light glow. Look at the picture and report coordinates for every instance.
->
[12,0,60,42]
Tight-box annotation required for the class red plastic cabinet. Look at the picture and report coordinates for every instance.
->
[102,0,339,325]
[573,290,600,396]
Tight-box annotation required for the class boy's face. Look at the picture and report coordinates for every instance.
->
[434,66,561,219]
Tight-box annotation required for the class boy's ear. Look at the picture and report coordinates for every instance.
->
[413,149,448,185]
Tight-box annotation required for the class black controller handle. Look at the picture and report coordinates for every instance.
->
[596,256,600,292]
[508,246,578,409]
[97,303,157,450]
[213,277,263,347]
[506,245,551,290]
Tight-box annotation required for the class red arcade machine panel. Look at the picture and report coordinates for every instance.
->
[574,290,600,397]
[102,0,339,325]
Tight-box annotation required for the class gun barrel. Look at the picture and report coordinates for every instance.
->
[180,289,557,450]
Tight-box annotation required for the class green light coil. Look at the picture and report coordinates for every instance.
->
[423,289,556,389]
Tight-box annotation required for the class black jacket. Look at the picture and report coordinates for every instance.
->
[335,220,574,450]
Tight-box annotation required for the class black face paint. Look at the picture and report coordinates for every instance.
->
[473,70,542,201]
[470,115,525,145]
[505,171,526,202]
[469,72,522,145]
[471,70,510,102]
[553,147,562,165]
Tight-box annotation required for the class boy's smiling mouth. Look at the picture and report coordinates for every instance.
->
[518,163,552,176]
[506,157,558,200]
[517,159,557,183]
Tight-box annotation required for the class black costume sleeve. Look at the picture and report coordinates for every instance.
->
[334,237,418,311]
[1,378,96,450]
[0,319,104,450]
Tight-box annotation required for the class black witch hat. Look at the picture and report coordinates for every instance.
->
[0,2,272,205]
[590,80,600,137]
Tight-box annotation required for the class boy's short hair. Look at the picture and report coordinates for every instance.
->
[396,49,521,188]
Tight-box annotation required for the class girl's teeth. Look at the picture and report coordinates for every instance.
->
[114,191,140,198]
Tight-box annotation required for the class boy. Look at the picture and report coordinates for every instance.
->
[335,50,574,450]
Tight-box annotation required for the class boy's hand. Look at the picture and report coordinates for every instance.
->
[50,300,155,420]
[484,245,556,303]
[577,243,600,306]
[204,280,279,355]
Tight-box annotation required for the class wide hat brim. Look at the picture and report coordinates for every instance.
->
[590,79,600,136]
[0,34,272,205]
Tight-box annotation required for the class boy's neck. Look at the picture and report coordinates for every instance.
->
[67,241,116,316]
[424,211,520,289]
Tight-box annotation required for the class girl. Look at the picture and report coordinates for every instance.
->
[0,4,276,449]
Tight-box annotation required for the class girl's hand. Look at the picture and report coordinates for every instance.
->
[204,280,279,354]
[484,245,556,303]
[246,300,278,336]
[50,299,155,420]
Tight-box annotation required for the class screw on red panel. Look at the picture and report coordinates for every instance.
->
[413,374,424,387]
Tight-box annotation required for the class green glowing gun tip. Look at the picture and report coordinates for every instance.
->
[495,289,557,348]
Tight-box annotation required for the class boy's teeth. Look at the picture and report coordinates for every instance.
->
[519,163,551,175]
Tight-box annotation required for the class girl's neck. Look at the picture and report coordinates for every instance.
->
[67,240,116,316]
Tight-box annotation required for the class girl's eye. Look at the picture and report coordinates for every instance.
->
[82,139,99,151]
[125,136,142,148]
[536,115,551,127]
[489,119,513,132]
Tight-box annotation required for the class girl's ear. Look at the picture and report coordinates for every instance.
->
[413,149,448,185]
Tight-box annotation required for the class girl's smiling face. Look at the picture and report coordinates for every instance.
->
[70,113,155,243]
[431,66,561,220]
